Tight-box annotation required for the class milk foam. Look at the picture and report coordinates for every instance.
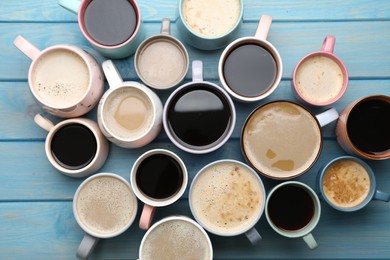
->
[191,162,263,234]
[31,49,89,108]
[141,219,211,260]
[76,176,135,234]
[182,0,241,37]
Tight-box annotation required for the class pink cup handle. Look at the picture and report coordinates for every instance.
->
[139,204,156,230]
[13,35,41,60]
[255,15,272,40]
[321,36,336,53]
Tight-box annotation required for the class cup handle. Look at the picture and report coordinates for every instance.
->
[321,36,336,53]
[245,227,262,245]
[303,233,318,249]
[58,0,81,14]
[373,190,390,202]
[13,35,41,60]
[102,60,124,88]
[192,60,203,82]
[34,114,54,132]
[76,233,100,260]
[160,18,171,35]
[139,204,156,230]
[254,15,272,40]
[315,107,339,127]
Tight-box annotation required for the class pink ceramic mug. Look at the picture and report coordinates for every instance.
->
[292,36,348,106]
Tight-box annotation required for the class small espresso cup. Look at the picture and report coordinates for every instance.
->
[336,95,390,160]
[34,114,109,178]
[134,18,189,90]
[189,159,266,245]
[139,216,213,260]
[241,100,339,180]
[218,14,283,102]
[177,0,243,50]
[265,181,321,250]
[318,156,390,212]
[58,0,144,59]
[163,60,236,154]
[97,60,163,148]
[73,173,138,259]
[292,36,348,106]
[130,149,188,230]
[13,35,104,118]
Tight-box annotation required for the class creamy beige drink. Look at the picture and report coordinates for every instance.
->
[182,0,241,37]
[322,159,370,208]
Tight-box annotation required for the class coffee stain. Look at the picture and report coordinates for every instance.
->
[272,160,294,171]
[266,149,277,159]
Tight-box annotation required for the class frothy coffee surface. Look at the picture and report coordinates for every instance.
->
[322,159,370,208]
[141,219,211,260]
[243,102,321,179]
[191,161,263,234]
[182,0,241,37]
[295,55,344,104]
[31,49,89,108]
[76,176,135,234]
[103,87,153,140]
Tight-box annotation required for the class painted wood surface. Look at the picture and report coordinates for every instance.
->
[0,0,389,259]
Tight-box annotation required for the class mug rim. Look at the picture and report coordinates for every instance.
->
[189,159,266,237]
[73,172,138,238]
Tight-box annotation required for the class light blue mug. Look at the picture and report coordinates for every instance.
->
[317,156,390,212]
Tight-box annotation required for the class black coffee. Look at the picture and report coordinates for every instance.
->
[84,0,137,46]
[136,154,183,199]
[347,99,390,154]
[268,185,314,231]
[167,84,231,148]
[51,124,97,170]
[223,44,277,97]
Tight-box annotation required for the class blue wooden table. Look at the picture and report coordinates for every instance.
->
[1,0,390,259]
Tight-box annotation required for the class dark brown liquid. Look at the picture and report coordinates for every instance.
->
[51,124,97,170]
[84,0,137,46]
[223,44,277,97]
[268,185,314,231]
[136,154,183,199]
[347,99,390,154]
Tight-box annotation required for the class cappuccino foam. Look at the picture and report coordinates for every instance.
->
[182,0,241,37]
[322,159,370,208]
[76,176,135,235]
[191,161,263,234]
[31,49,90,108]
[141,219,211,260]
[295,55,344,104]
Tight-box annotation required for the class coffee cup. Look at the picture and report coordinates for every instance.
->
[317,156,390,212]
[134,18,189,90]
[139,215,213,260]
[13,35,104,118]
[241,100,339,180]
[73,173,138,259]
[218,15,283,102]
[177,0,243,50]
[265,181,321,249]
[163,60,236,154]
[130,149,188,230]
[34,114,109,178]
[97,60,163,148]
[58,0,144,59]
[292,36,348,106]
[336,95,390,160]
[189,159,266,245]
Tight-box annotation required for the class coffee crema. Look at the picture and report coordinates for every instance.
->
[322,159,370,208]
[191,161,263,234]
[31,48,90,108]
[295,55,344,104]
[76,176,135,234]
[242,102,321,179]
[182,0,241,37]
[141,219,211,260]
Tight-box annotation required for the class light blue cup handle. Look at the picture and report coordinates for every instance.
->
[374,190,390,202]
[58,0,81,14]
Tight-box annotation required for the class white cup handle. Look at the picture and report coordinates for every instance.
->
[255,15,272,40]
[245,227,262,245]
[302,233,318,249]
[315,107,339,127]
[76,233,100,259]
[34,114,54,132]
[102,60,124,88]
[192,60,203,82]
